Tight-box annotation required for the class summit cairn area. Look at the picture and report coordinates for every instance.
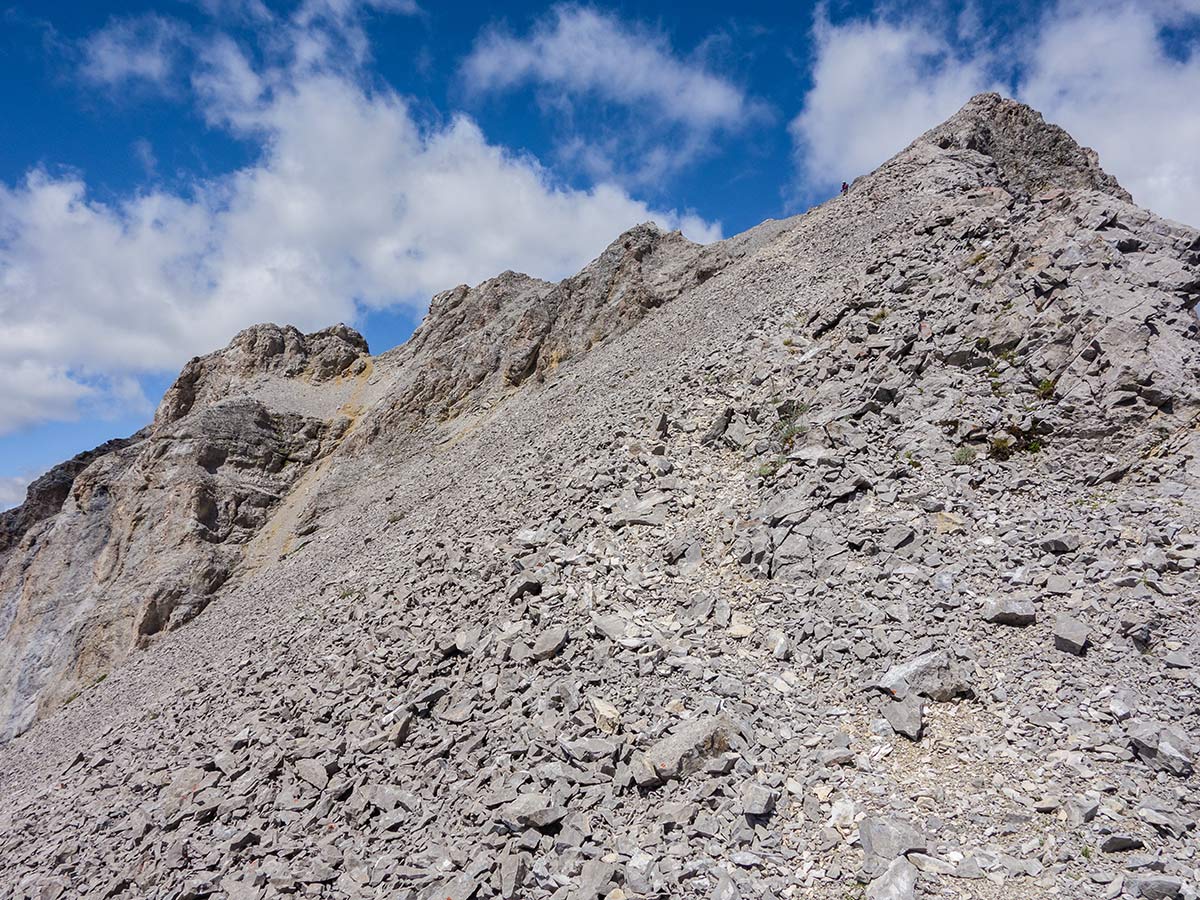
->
[1,94,1199,900]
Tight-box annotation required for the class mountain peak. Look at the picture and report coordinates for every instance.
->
[915,92,1131,201]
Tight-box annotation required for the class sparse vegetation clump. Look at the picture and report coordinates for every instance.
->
[770,400,809,453]
[989,436,1014,460]
[757,457,784,479]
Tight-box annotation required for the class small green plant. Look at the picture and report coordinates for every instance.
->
[1026,437,1044,453]
[1081,846,1093,860]
[952,446,977,466]
[782,336,794,347]
[777,421,805,450]
[988,436,1014,460]
[869,308,889,324]
[975,336,991,352]
[771,402,809,452]
[757,456,784,478]
[1036,378,1056,400]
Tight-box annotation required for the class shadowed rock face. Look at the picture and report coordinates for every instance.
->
[0,435,145,554]
[1,94,1200,900]
[0,324,370,741]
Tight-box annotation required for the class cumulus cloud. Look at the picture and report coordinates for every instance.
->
[0,7,718,437]
[791,1,1200,226]
[789,12,994,194]
[462,5,764,183]
[79,14,186,90]
[1019,0,1200,227]
[464,5,750,130]
[0,361,95,435]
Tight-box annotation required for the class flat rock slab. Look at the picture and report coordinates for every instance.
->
[860,816,928,877]
[981,597,1036,626]
[866,857,918,900]
[883,695,925,741]
[531,627,568,661]
[632,715,738,787]
[878,650,971,702]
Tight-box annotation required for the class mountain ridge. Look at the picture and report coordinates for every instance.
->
[1,93,1198,900]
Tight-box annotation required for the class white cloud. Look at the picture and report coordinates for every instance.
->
[287,0,421,73]
[1018,0,1200,227]
[132,138,157,176]
[462,5,763,183]
[190,0,273,21]
[0,361,94,436]
[789,12,993,194]
[79,14,185,90]
[0,15,719,437]
[0,476,30,512]
[295,0,420,24]
[791,1,1200,227]
[464,5,751,130]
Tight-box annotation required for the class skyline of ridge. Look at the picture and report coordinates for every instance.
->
[3,0,1199,507]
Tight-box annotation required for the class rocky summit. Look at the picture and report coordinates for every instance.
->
[1,93,1198,900]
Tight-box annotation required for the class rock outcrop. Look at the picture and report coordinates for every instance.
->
[1,94,1198,900]
[0,324,370,741]
[0,434,144,554]
[364,223,729,429]
[920,92,1133,201]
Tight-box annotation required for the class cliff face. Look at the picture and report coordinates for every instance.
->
[1,95,1199,900]
[0,434,144,554]
[0,324,370,741]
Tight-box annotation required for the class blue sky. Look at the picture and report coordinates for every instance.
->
[2,0,1199,507]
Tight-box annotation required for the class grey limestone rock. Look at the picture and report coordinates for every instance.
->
[883,695,925,741]
[2,93,1199,900]
[859,817,928,878]
[632,715,739,787]
[1054,615,1091,655]
[865,857,918,900]
[981,596,1037,626]
[877,650,972,702]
